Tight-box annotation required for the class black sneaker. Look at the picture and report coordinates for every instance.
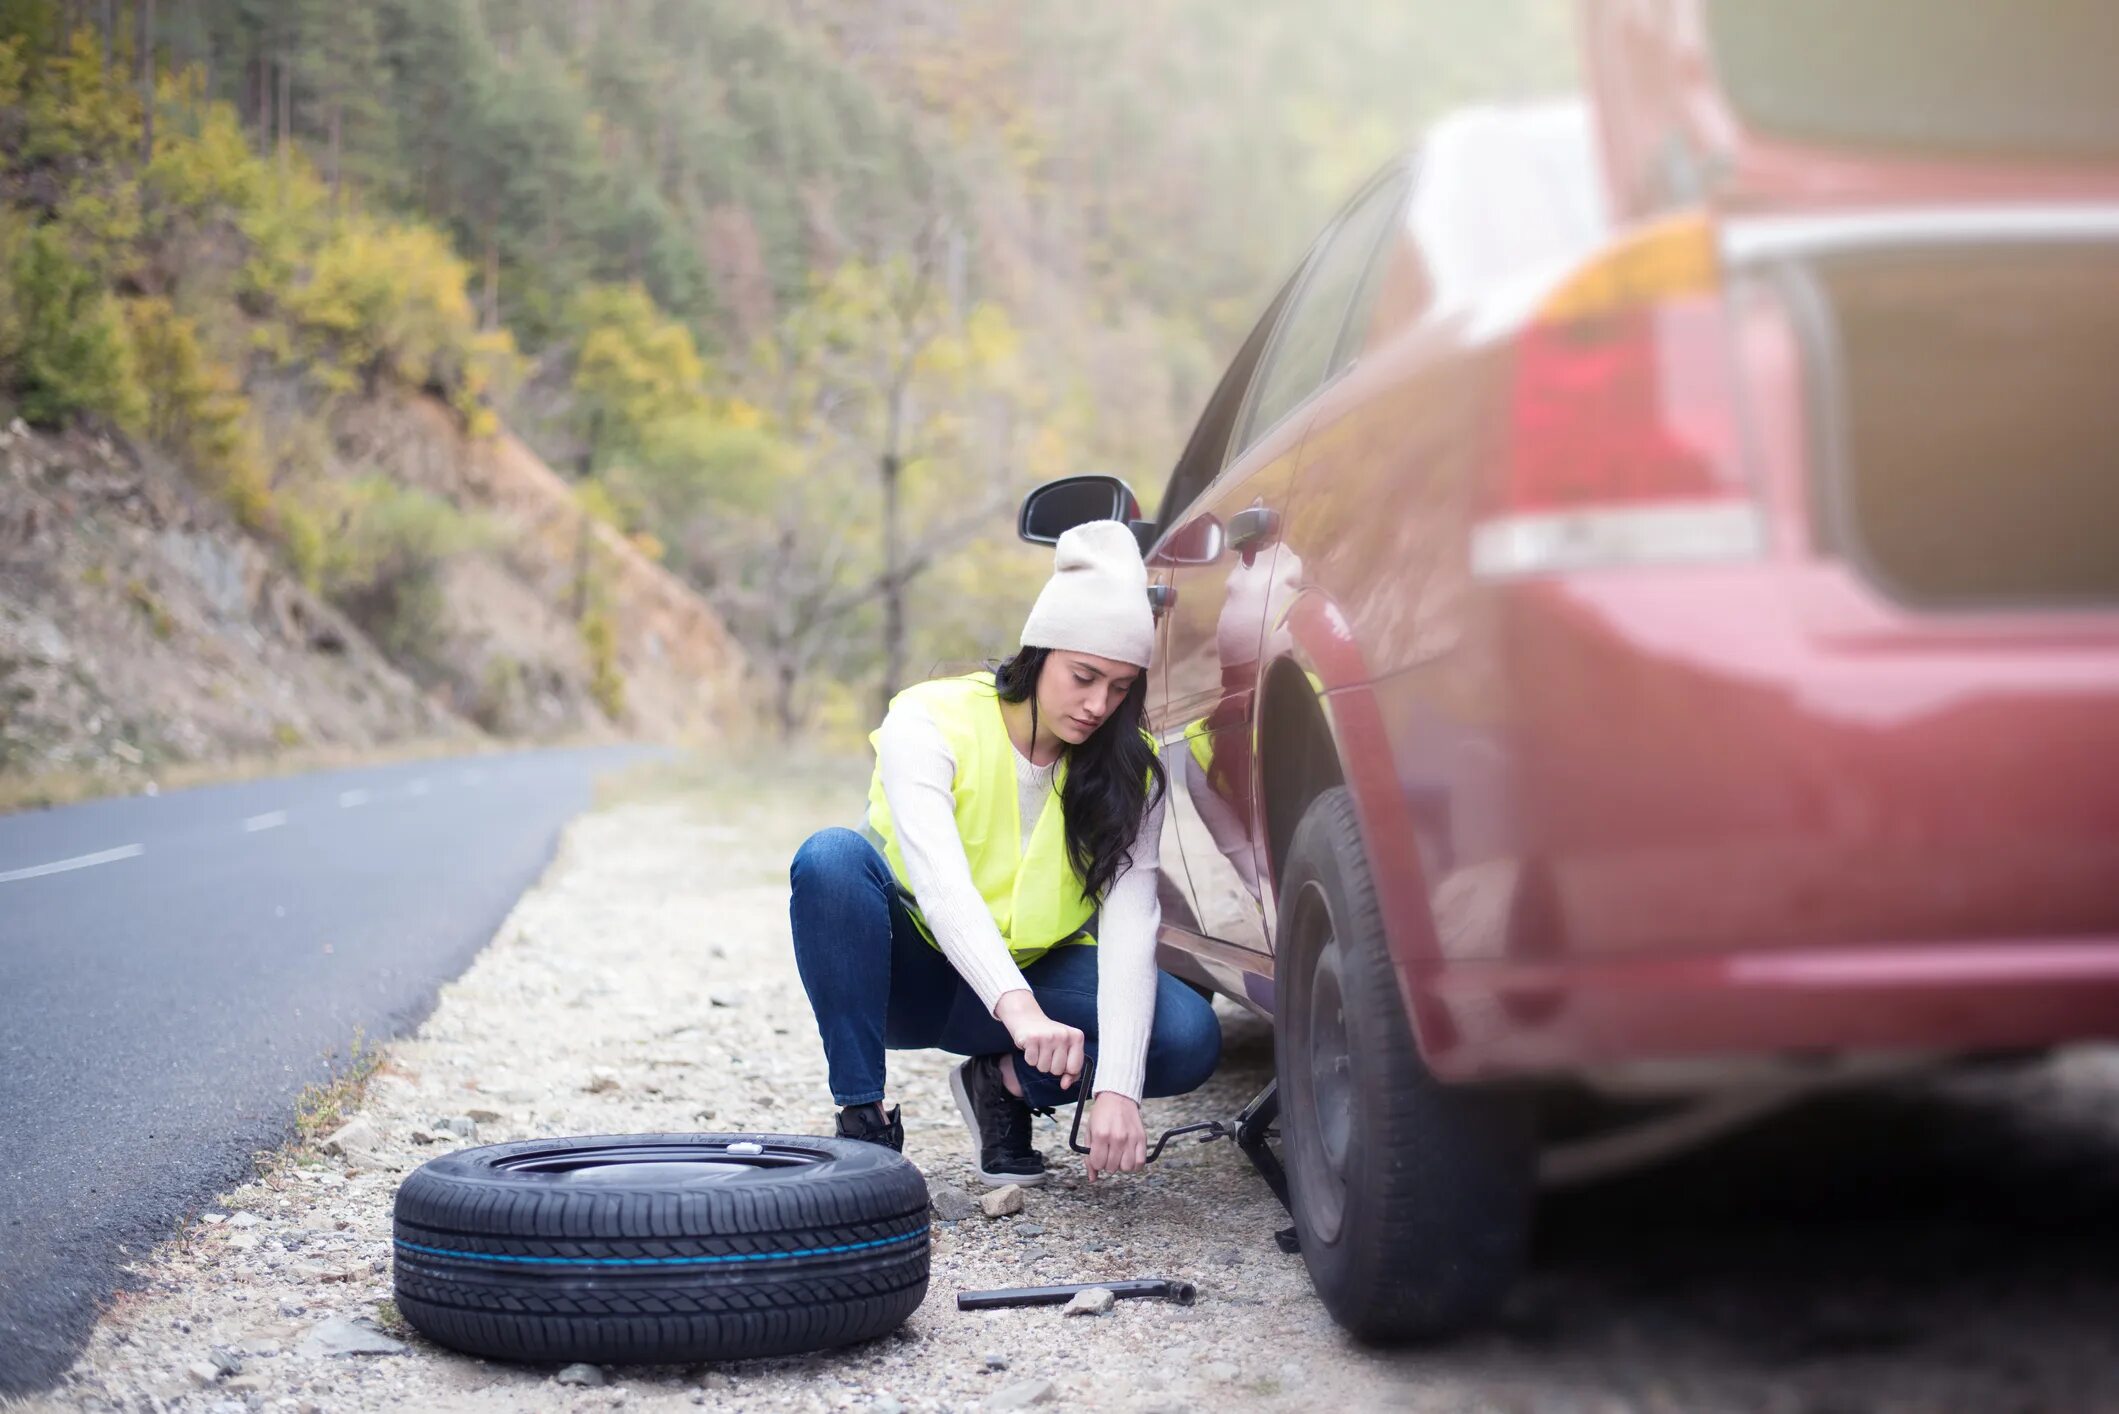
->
[949,1056,1048,1187]
[835,1102,904,1152]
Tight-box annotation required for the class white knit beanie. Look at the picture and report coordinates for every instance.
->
[1020,520,1155,668]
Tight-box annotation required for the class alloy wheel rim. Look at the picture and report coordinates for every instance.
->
[1294,881,1352,1243]
[494,1141,827,1185]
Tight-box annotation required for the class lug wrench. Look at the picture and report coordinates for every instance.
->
[956,1278,1197,1311]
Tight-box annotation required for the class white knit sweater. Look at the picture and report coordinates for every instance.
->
[873,700,1164,1102]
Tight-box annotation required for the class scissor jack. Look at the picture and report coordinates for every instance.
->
[1061,1061,1300,1254]
[956,1072,1302,1313]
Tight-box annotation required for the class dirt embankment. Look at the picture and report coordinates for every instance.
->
[347,396,746,746]
[0,399,747,805]
[0,418,468,788]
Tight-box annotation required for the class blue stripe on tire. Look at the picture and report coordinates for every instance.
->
[393,1227,928,1268]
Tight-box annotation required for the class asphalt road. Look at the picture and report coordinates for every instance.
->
[0,745,655,1394]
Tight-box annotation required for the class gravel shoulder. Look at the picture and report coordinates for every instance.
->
[21,756,2119,1413]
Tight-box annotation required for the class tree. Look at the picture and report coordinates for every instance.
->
[781,230,1001,717]
[135,0,151,163]
[283,0,386,203]
[12,223,142,427]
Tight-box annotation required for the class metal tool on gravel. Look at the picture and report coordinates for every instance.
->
[956,1278,1197,1311]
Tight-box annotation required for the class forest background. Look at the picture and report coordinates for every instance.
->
[0,0,1571,750]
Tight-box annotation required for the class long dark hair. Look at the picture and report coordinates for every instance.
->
[993,647,1168,903]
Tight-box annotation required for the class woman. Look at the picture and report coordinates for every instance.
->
[789,520,1222,1185]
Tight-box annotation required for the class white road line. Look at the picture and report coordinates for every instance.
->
[243,811,288,833]
[338,789,370,809]
[0,843,145,885]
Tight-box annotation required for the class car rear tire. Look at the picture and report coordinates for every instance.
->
[1275,787,1533,1341]
[392,1133,929,1364]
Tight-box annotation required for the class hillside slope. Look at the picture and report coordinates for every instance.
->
[0,21,752,797]
[0,395,747,795]
[0,417,462,778]
[347,394,746,743]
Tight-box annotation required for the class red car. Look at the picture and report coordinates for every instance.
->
[1020,0,2119,1339]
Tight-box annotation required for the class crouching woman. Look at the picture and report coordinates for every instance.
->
[788,520,1222,1184]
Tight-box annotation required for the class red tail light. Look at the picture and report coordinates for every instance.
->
[1474,217,1768,577]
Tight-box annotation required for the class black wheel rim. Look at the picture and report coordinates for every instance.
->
[494,1141,828,1185]
[1292,880,1352,1244]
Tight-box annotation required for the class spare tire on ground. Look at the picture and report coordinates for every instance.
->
[392,1133,929,1364]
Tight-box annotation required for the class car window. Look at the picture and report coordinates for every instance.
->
[1333,158,1420,371]
[1230,170,1409,461]
[1153,278,1294,532]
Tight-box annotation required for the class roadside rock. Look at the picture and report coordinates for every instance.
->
[319,1116,380,1157]
[557,1362,608,1387]
[980,1184,1025,1218]
[290,1262,353,1283]
[985,1378,1056,1410]
[933,1189,978,1222]
[1063,1287,1116,1316]
[295,1316,405,1358]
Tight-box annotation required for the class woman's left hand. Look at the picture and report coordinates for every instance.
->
[1084,1092,1148,1180]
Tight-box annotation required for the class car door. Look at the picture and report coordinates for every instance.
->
[1142,289,1287,941]
[1157,170,1412,953]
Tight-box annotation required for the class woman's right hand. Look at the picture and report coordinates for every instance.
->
[992,991,1084,1092]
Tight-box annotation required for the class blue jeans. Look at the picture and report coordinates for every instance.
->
[788,827,1222,1110]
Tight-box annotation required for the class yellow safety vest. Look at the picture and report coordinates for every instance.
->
[866,671,1154,968]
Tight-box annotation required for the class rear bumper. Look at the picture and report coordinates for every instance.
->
[1367,560,2119,1079]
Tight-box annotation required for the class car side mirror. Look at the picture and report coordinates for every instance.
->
[1019,475,1146,547]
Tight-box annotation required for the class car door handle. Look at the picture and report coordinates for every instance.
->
[1228,506,1280,553]
[1147,583,1177,616]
